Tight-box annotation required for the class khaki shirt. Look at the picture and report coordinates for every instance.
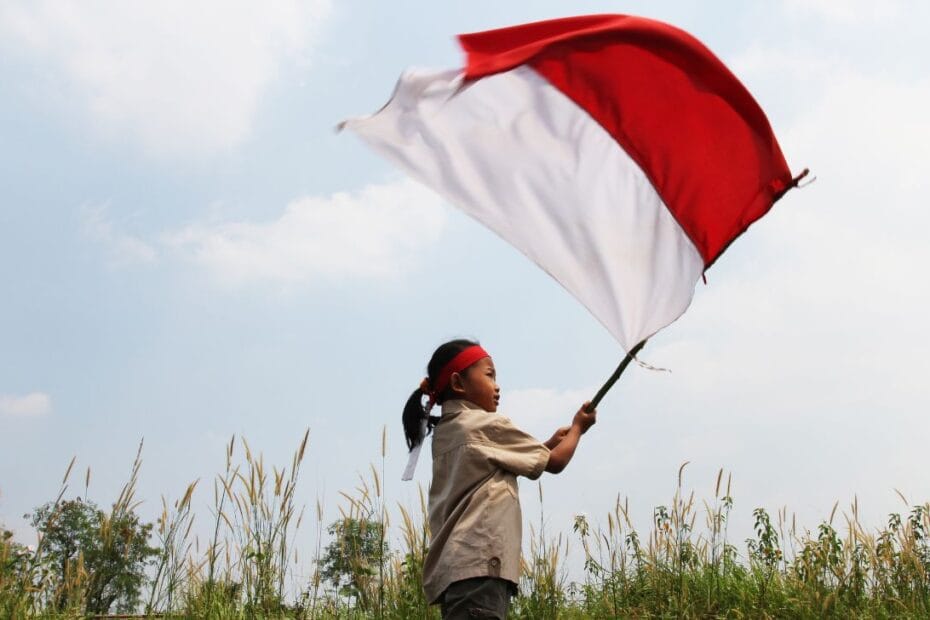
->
[423,399,550,603]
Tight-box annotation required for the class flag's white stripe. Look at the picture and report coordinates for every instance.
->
[344,66,704,350]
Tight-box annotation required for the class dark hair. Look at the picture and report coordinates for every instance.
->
[402,339,479,451]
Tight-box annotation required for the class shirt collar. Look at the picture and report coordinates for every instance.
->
[440,399,486,415]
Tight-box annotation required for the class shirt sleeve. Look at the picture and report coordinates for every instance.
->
[477,416,550,480]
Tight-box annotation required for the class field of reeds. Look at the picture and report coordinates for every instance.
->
[3,431,930,618]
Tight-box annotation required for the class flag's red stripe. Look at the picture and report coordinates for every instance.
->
[459,15,793,267]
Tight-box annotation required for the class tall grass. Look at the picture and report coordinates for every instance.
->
[180,430,310,617]
[146,479,197,613]
[4,432,930,618]
[3,441,156,616]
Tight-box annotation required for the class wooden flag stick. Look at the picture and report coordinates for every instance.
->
[586,339,648,411]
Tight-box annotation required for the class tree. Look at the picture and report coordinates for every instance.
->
[1,526,33,616]
[320,517,388,608]
[30,498,158,614]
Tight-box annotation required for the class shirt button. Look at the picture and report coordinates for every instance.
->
[488,556,501,575]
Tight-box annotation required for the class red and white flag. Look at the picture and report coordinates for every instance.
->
[343,15,802,352]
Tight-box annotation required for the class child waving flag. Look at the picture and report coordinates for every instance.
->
[351,13,807,619]
[403,340,595,618]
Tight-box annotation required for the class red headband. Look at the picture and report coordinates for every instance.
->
[426,345,490,409]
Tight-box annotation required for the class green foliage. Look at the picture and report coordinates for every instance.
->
[320,517,388,607]
[0,527,33,618]
[29,497,158,614]
[746,506,782,610]
[1,528,30,576]
[8,437,930,618]
[562,467,930,618]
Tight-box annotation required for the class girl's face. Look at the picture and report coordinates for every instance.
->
[451,357,500,412]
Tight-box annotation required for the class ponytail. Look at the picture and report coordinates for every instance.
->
[402,388,430,450]
[402,338,480,452]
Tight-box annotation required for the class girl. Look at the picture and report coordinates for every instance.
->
[403,339,597,619]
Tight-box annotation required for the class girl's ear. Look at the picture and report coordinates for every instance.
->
[449,372,467,395]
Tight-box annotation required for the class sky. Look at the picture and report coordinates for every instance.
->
[2,0,929,586]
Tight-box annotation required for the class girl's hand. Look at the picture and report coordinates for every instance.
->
[545,426,571,449]
[572,402,597,434]
[544,403,596,474]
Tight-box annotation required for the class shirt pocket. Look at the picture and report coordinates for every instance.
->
[484,471,518,500]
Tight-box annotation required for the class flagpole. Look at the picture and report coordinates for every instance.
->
[586,339,647,412]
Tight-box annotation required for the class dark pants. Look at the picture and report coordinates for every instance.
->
[440,577,515,619]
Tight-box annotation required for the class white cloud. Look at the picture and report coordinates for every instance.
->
[781,0,902,24]
[654,47,930,428]
[0,392,52,417]
[0,0,331,157]
[81,206,157,265]
[726,47,930,321]
[163,179,446,285]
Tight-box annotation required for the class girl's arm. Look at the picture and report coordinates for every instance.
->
[545,404,596,474]
[544,426,570,449]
